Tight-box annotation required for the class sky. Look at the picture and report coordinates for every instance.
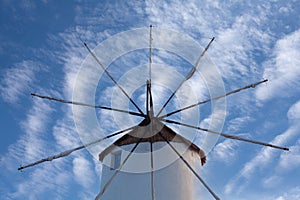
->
[0,0,299,199]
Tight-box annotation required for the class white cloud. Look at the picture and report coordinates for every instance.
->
[75,1,145,29]
[226,116,252,132]
[47,30,87,99]
[211,139,238,164]
[0,102,99,199]
[51,106,82,150]
[224,100,300,195]
[0,60,41,104]
[0,94,75,199]
[145,0,232,36]
[19,99,54,161]
[225,124,299,194]
[213,14,271,79]
[271,187,300,200]
[0,98,54,177]
[8,162,72,200]
[277,139,300,171]
[287,100,300,121]
[144,0,276,83]
[72,156,95,188]
[256,29,300,101]
[262,175,282,188]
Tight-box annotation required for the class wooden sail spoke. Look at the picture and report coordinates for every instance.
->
[84,42,145,115]
[156,37,215,117]
[162,119,289,151]
[18,125,137,171]
[159,79,268,119]
[31,93,145,117]
[149,24,153,85]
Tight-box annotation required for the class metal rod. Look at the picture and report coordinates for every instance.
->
[162,119,289,151]
[84,42,145,115]
[147,80,154,118]
[158,132,220,200]
[95,140,142,199]
[31,93,145,117]
[156,37,215,117]
[149,24,153,84]
[159,79,268,119]
[18,125,136,171]
[147,25,153,117]
[146,81,149,116]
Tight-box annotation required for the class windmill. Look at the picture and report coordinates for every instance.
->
[18,25,289,200]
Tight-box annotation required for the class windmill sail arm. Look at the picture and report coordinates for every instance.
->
[84,42,145,115]
[162,119,289,151]
[18,126,136,171]
[18,148,77,171]
[149,24,153,84]
[160,79,268,118]
[31,93,144,117]
[185,37,215,80]
[156,37,215,117]
[185,66,196,80]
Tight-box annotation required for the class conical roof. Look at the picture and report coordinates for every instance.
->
[99,118,206,165]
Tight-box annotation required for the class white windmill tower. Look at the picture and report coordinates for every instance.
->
[18,25,289,200]
[97,117,207,200]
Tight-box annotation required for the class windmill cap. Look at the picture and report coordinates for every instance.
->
[98,119,206,165]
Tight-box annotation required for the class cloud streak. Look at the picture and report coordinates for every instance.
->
[225,100,300,195]
[0,60,42,104]
[256,29,300,101]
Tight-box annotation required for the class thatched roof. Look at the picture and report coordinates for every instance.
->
[99,118,206,165]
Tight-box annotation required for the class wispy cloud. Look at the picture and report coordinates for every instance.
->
[286,99,300,122]
[0,91,73,199]
[19,98,54,161]
[224,100,300,195]
[9,162,72,200]
[277,140,300,171]
[72,156,95,188]
[256,29,300,101]
[225,125,299,194]
[0,60,42,104]
[269,187,300,200]
[211,139,239,164]
[262,175,282,189]
[0,86,99,200]
[52,112,81,149]
[226,116,252,132]
[0,96,54,171]
[144,0,275,81]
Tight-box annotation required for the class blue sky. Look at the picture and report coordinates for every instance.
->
[0,0,300,199]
